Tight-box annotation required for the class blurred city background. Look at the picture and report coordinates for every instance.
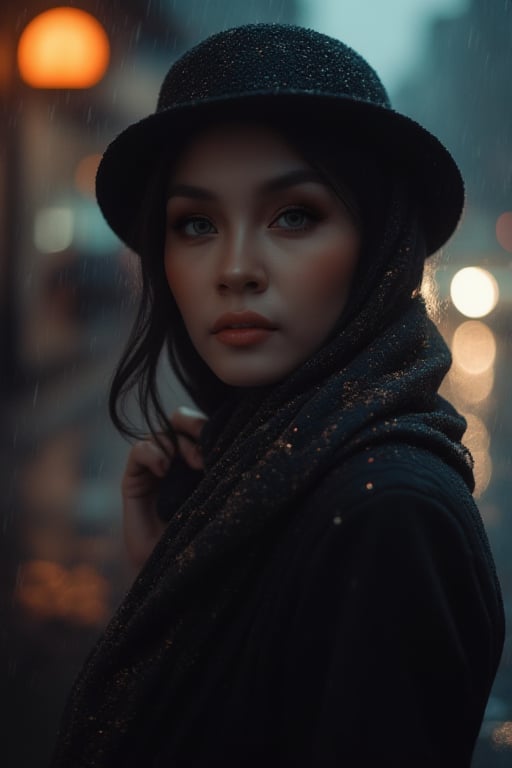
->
[0,0,511,765]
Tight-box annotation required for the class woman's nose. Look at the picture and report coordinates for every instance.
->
[216,233,268,293]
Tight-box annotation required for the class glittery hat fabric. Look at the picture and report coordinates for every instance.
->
[95,23,464,257]
[50,171,487,766]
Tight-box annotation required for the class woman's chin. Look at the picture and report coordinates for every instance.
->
[211,363,292,388]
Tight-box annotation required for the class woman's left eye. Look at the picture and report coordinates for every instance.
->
[271,207,317,231]
[182,217,216,236]
[167,214,217,238]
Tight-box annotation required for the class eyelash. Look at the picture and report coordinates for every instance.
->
[171,216,215,237]
[272,207,320,232]
[169,206,320,238]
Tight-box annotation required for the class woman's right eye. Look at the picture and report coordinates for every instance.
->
[172,216,217,237]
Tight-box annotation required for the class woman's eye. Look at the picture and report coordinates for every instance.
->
[271,208,316,231]
[173,216,216,237]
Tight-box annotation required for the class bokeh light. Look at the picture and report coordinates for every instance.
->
[451,321,496,374]
[496,212,512,253]
[492,721,512,750]
[448,365,494,406]
[34,207,74,252]
[450,267,499,318]
[420,265,440,317]
[17,7,110,89]
[463,413,491,453]
[16,559,110,625]
[471,449,492,499]
[74,153,102,198]
[461,412,492,498]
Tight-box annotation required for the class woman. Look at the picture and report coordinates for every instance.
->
[51,24,504,767]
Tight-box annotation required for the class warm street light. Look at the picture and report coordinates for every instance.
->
[450,266,499,318]
[17,7,110,89]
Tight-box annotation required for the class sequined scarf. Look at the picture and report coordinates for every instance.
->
[50,184,473,767]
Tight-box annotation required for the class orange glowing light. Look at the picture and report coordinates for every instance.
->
[74,153,102,198]
[16,559,110,625]
[496,212,512,253]
[17,7,110,89]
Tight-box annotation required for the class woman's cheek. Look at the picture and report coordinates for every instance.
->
[165,258,201,306]
[289,244,359,304]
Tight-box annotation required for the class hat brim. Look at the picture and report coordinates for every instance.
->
[96,91,464,256]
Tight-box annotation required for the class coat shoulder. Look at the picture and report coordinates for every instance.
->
[293,443,503,637]
[307,442,476,529]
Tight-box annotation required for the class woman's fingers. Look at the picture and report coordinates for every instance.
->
[120,410,207,570]
[171,406,208,442]
[175,432,205,470]
[122,407,207,500]
[171,406,208,470]
[122,436,175,497]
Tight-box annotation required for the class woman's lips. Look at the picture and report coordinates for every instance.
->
[214,327,275,347]
[211,311,277,346]
[211,311,277,333]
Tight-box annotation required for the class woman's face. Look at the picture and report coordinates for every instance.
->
[164,122,361,387]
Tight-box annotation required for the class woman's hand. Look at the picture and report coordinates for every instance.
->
[121,407,207,570]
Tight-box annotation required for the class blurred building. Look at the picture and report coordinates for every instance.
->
[0,2,299,767]
[395,0,511,220]
[1,0,298,398]
[395,1,512,762]
[1,1,511,765]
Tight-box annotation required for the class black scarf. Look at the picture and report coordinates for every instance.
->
[50,185,473,767]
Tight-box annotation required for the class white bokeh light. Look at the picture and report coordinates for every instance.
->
[452,321,496,374]
[450,267,499,318]
[34,207,74,253]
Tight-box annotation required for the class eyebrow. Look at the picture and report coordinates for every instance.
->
[167,169,326,201]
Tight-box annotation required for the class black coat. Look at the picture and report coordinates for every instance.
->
[153,443,504,767]
[50,201,505,768]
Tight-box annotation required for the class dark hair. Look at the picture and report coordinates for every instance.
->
[108,113,423,444]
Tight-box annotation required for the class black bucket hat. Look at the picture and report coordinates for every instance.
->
[96,23,464,257]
